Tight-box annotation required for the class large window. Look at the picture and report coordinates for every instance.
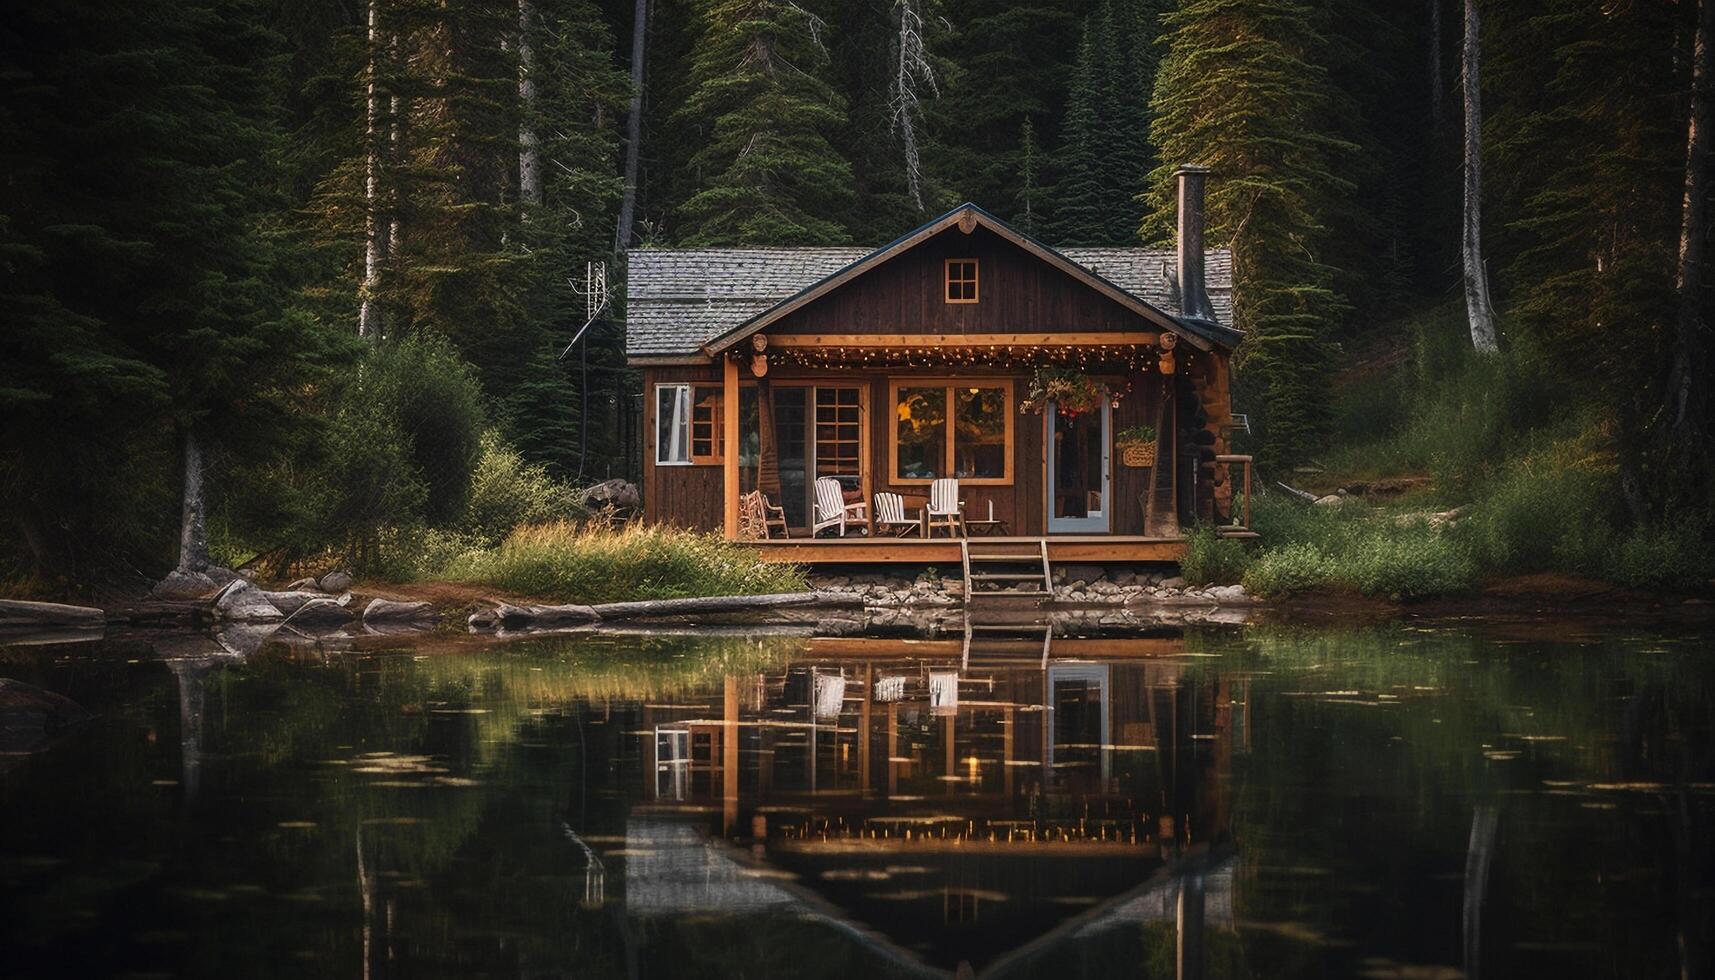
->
[890,380,1012,484]
[655,383,723,465]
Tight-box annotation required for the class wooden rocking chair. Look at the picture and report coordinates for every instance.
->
[739,490,790,540]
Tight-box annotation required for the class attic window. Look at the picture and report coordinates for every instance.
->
[945,259,978,303]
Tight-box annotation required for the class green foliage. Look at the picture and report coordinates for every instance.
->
[1180,528,1252,587]
[1457,464,1614,576]
[1239,495,1476,599]
[462,432,581,544]
[1610,521,1715,592]
[675,0,855,245]
[438,521,808,602]
[1146,0,1357,470]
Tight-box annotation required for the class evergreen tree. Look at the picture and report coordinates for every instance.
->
[1146,0,1359,470]
[0,0,338,581]
[675,0,855,245]
[1052,19,1109,245]
[1014,117,1042,235]
[929,0,1081,215]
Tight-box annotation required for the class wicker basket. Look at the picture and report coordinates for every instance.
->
[1119,441,1157,467]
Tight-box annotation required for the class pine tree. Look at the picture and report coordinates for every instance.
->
[675,0,856,245]
[1146,0,1359,469]
[929,0,1080,215]
[1014,117,1041,234]
[1051,19,1108,245]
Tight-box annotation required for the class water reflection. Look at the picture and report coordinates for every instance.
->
[0,623,1710,979]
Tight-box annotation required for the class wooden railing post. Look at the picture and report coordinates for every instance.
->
[723,356,739,540]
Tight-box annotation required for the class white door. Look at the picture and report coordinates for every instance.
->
[1047,402,1110,533]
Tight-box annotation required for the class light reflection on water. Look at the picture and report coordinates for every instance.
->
[0,622,1710,979]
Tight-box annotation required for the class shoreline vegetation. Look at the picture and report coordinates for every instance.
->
[1184,314,1714,601]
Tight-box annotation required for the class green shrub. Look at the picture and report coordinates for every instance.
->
[1458,464,1615,575]
[1610,520,1715,591]
[462,431,580,544]
[1243,542,1339,597]
[362,335,486,523]
[1344,522,1477,598]
[1180,528,1252,586]
[438,521,808,602]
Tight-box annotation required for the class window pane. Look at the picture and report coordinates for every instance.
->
[815,387,861,481]
[895,386,945,480]
[955,386,1007,479]
[690,386,722,459]
[656,385,689,463]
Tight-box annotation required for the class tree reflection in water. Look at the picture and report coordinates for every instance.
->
[0,623,1708,979]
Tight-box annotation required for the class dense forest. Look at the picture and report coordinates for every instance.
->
[2,0,1710,592]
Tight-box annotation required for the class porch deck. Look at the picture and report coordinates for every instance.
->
[742,534,1188,564]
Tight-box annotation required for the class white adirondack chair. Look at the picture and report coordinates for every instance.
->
[873,491,921,537]
[925,477,963,537]
[813,477,868,536]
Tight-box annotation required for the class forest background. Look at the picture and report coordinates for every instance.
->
[3,0,1710,596]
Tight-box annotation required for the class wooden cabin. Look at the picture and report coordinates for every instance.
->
[626,166,1249,565]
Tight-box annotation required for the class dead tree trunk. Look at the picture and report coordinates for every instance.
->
[1460,0,1499,353]
[359,0,381,341]
[176,428,211,574]
[1671,0,1713,460]
[518,0,542,210]
[614,0,647,252]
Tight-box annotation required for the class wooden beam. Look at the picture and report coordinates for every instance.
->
[723,356,739,539]
[768,332,1160,349]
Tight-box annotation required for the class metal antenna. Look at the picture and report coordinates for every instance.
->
[559,261,610,360]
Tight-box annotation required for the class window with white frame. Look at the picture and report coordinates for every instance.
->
[656,384,691,464]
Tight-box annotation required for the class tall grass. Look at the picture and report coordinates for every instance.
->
[1239,495,1477,599]
[437,521,808,603]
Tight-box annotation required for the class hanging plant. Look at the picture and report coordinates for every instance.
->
[1019,366,1114,416]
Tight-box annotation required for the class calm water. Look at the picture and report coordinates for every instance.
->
[1,620,1711,979]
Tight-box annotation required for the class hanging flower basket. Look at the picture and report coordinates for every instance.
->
[1019,367,1114,417]
[1116,424,1158,467]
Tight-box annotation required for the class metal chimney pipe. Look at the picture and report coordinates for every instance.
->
[1175,165,1214,322]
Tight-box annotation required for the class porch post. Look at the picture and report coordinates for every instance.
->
[723,355,739,539]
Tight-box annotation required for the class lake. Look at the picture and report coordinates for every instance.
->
[1,620,1710,979]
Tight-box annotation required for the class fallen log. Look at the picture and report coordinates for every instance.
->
[0,599,105,630]
[586,591,858,622]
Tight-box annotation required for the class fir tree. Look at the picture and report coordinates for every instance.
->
[1146,0,1359,469]
[675,0,856,245]
[1051,19,1108,245]
[1014,117,1041,234]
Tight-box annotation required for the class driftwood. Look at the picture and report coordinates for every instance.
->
[1275,481,1319,503]
[484,591,860,631]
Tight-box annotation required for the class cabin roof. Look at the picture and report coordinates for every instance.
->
[625,205,1237,360]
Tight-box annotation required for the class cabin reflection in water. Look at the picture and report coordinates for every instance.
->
[623,632,1243,974]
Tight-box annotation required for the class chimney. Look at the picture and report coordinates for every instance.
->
[1175,165,1214,321]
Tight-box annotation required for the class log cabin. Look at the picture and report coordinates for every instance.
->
[626,166,1251,568]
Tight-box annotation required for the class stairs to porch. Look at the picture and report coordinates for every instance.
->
[960,539,1052,600]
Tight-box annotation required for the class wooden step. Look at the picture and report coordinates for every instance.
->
[969,572,1046,582]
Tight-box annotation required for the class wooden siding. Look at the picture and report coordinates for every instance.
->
[767,226,1154,336]
[641,365,724,529]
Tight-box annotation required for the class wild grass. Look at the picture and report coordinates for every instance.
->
[435,521,808,603]
[1180,528,1252,586]
[1238,495,1476,599]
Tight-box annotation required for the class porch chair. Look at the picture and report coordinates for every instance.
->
[873,491,922,537]
[813,477,868,537]
[739,490,790,540]
[925,477,964,538]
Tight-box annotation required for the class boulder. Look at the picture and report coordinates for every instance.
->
[1207,584,1251,604]
[362,598,435,624]
[204,566,242,587]
[1159,576,1187,591]
[260,590,323,616]
[580,478,641,513]
[152,569,218,599]
[212,580,284,623]
[280,596,353,630]
[467,608,500,630]
[0,599,105,630]
[286,577,321,592]
[317,570,354,593]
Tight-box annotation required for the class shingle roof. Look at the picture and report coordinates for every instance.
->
[625,244,1235,358]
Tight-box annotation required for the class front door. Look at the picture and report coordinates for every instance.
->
[1047,402,1110,533]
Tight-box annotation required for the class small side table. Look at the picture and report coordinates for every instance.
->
[964,518,1009,536]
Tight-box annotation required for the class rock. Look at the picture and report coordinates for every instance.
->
[1110,569,1136,586]
[279,596,352,630]
[334,592,356,607]
[212,623,280,658]
[1159,576,1187,590]
[260,590,323,616]
[0,678,92,761]
[581,478,641,513]
[0,599,105,630]
[203,566,241,587]
[362,598,435,624]
[286,577,320,592]
[153,569,218,599]
[1313,493,1351,507]
[467,608,499,630]
[317,570,354,593]
[213,580,284,623]
[1208,584,1250,604]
